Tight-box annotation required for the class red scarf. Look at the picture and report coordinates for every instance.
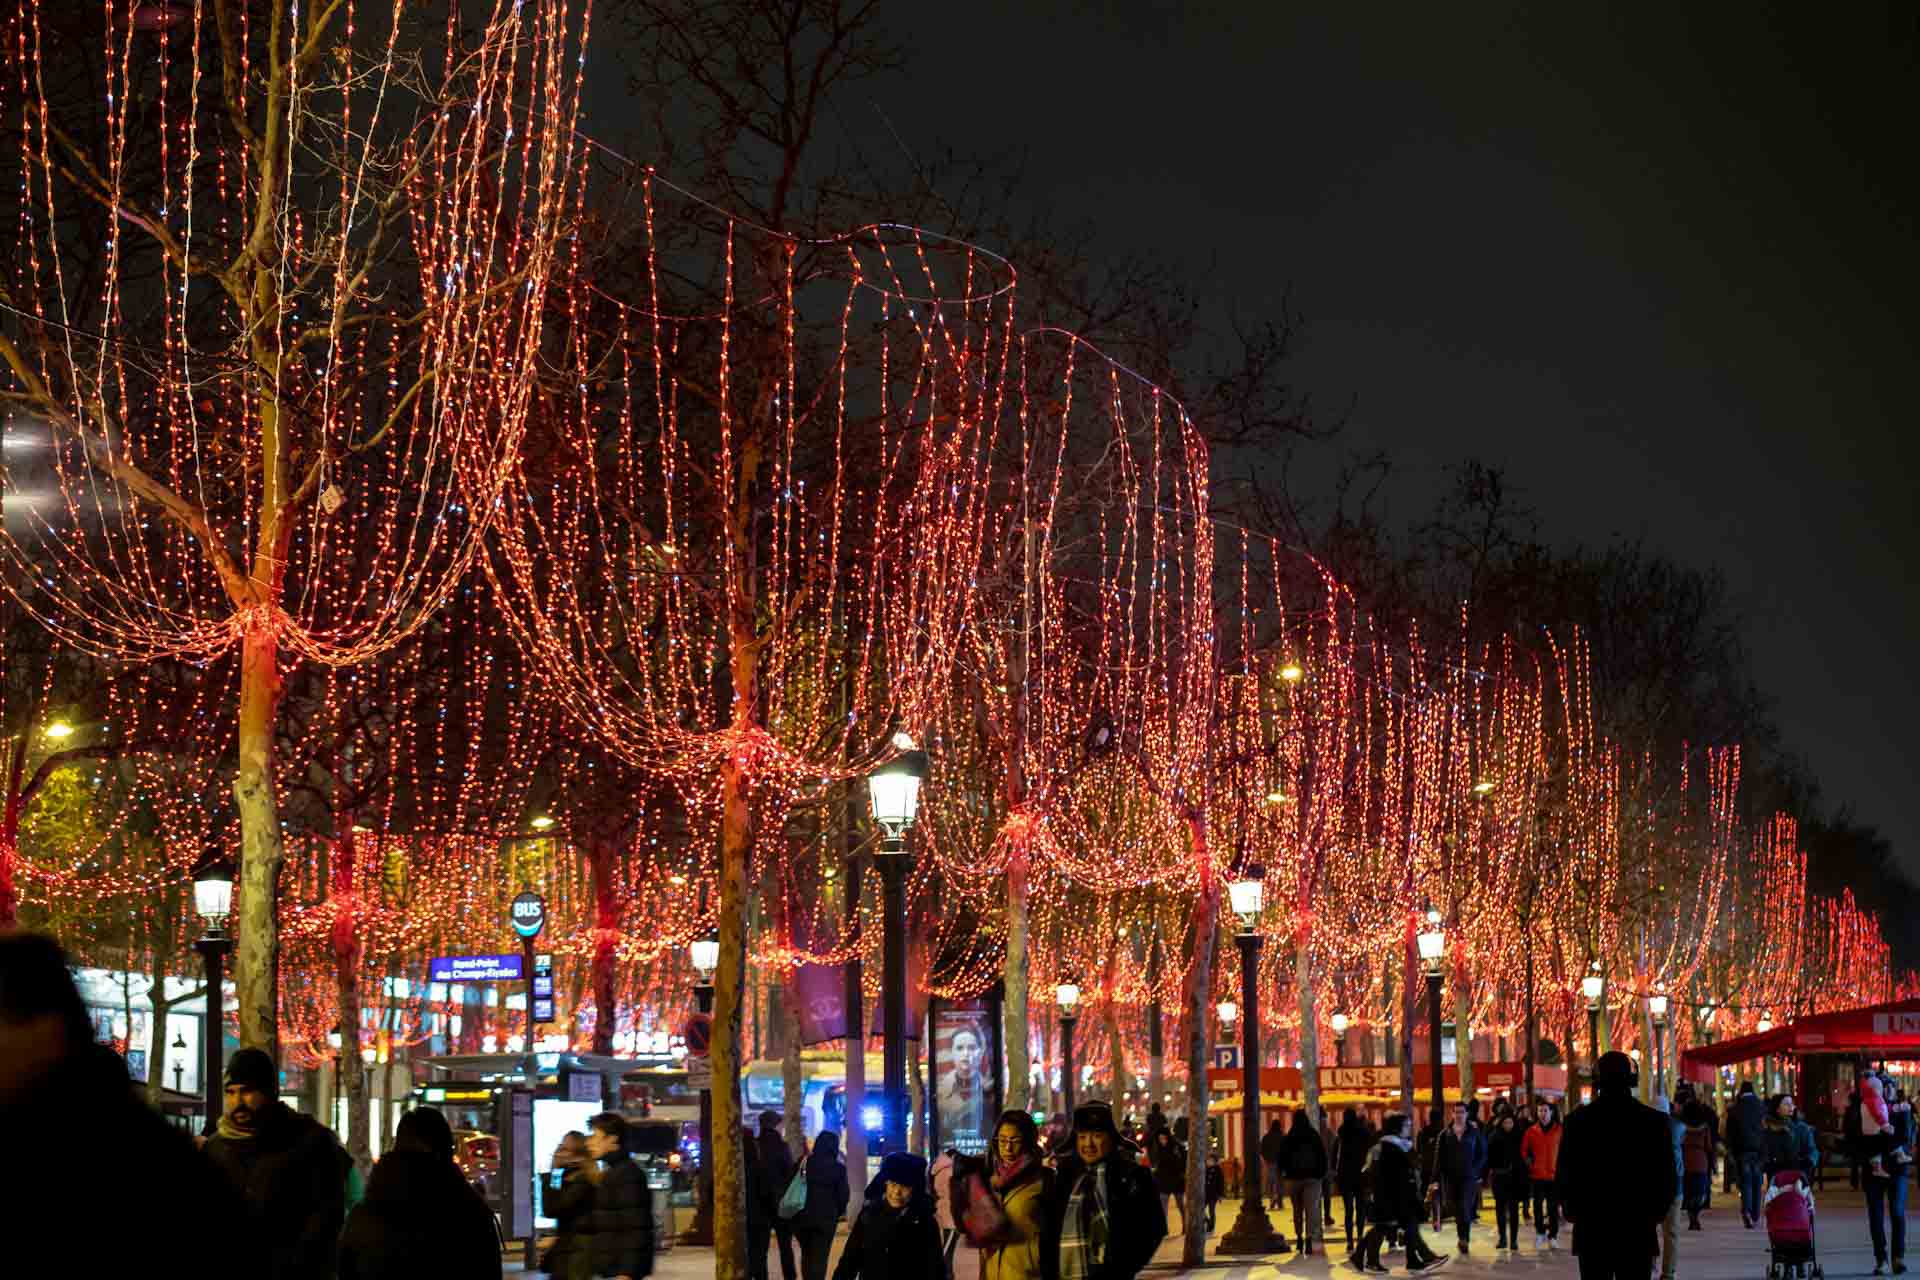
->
[993,1153,1035,1192]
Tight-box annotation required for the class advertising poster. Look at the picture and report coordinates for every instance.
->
[932,1000,997,1155]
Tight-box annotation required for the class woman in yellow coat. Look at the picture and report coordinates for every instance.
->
[980,1109,1056,1280]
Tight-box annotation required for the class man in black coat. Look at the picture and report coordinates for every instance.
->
[2,933,248,1280]
[584,1111,654,1278]
[1728,1081,1767,1226]
[203,1046,352,1280]
[1260,1116,1288,1209]
[1555,1052,1677,1280]
[337,1107,502,1280]
[1048,1101,1167,1280]
[758,1110,799,1280]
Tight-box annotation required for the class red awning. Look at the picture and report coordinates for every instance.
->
[1680,997,1920,1084]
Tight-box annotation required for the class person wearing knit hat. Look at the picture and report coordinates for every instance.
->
[203,1045,353,1280]
[1047,1101,1166,1280]
[831,1150,942,1278]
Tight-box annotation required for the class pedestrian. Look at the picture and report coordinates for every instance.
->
[338,1107,501,1280]
[758,1111,800,1280]
[1680,1098,1714,1230]
[1865,1076,1911,1276]
[1433,1101,1487,1253]
[1204,1150,1226,1232]
[1864,1072,1898,1176]
[1761,1094,1817,1177]
[1555,1051,1676,1280]
[931,1146,960,1274]
[1486,1111,1525,1251]
[1261,1115,1287,1209]
[203,1045,353,1280]
[1279,1107,1330,1253]
[1335,1107,1374,1251]
[1521,1100,1563,1249]
[1652,1096,1683,1280]
[1149,1126,1187,1232]
[1048,1101,1167,1280]
[581,1111,653,1279]
[832,1151,943,1279]
[1146,1101,1169,1136]
[794,1129,851,1280]
[543,1131,596,1280]
[1322,1110,1341,1230]
[745,1126,780,1280]
[1351,1112,1446,1274]
[1729,1080,1766,1227]
[1,933,250,1280]
[979,1110,1055,1280]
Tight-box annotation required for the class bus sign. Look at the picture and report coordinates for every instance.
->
[510,892,547,939]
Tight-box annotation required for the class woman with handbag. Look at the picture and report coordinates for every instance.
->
[973,1110,1055,1280]
[791,1130,850,1280]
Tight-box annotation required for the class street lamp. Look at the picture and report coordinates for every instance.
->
[1219,867,1286,1256]
[1418,908,1447,1131]
[684,934,719,1244]
[1330,1012,1351,1067]
[1581,972,1605,1101]
[1649,995,1670,1097]
[868,741,929,1154]
[1056,979,1081,1113]
[191,857,234,1133]
[1217,999,1238,1031]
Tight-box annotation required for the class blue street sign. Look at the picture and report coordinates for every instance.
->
[430,953,525,982]
[1212,1044,1242,1071]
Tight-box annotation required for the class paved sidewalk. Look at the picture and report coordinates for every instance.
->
[511,1187,1903,1277]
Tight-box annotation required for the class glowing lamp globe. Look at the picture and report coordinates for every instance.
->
[1581,974,1605,1005]
[1227,870,1265,930]
[1055,980,1081,1016]
[1330,1012,1351,1036]
[1416,910,1446,970]
[1217,1000,1238,1028]
[1648,995,1669,1021]
[193,859,235,929]
[867,748,930,838]
[689,938,720,978]
[1756,1015,1773,1033]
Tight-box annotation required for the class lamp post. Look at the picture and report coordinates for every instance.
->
[683,935,719,1244]
[1699,1002,1719,1111]
[1649,995,1669,1098]
[1219,868,1286,1255]
[1756,1014,1774,1094]
[868,738,928,1153]
[1330,1012,1350,1068]
[1418,908,1447,1129]
[191,858,234,1133]
[1057,980,1081,1113]
[1581,973,1605,1103]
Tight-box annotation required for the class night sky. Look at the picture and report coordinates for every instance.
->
[847,2,1920,873]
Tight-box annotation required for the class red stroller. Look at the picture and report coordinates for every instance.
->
[1763,1171,1822,1280]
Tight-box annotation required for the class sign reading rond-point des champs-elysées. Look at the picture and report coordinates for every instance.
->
[429,953,526,983]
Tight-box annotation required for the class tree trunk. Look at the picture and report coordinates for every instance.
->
[781,989,803,1155]
[0,745,25,927]
[1399,927,1417,1112]
[1523,932,1537,1109]
[1455,978,1473,1103]
[1148,999,1164,1114]
[1004,851,1030,1111]
[234,623,285,1058]
[841,798,868,1203]
[713,744,751,1280]
[909,1018,927,1155]
[1181,813,1219,1267]
[331,827,370,1170]
[1105,997,1126,1104]
[1297,941,1320,1131]
[590,841,619,1056]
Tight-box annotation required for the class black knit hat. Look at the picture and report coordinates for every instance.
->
[1072,1100,1122,1139]
[223,1047,280,1098]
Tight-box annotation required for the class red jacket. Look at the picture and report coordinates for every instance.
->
[1522,1122,1562,1181]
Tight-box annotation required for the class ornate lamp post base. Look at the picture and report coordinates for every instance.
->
[1217,1199,1289,1255]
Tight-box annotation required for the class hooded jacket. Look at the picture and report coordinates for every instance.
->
[1334,1114,1373,1191]
[204,1098,352,1280]
[798,1131,852,1233]
[338,1150,502,1280]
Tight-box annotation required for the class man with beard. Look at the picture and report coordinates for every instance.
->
[2,933,246,1277]
[204,1046,352,1279]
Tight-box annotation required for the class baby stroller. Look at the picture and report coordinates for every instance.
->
[1763,1171,1822,1280]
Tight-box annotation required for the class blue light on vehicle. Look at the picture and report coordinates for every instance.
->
[861,1104,884,1132]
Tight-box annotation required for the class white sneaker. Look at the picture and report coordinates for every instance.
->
[1547,1237,1560,1251]
[1534,1233,1545,1248]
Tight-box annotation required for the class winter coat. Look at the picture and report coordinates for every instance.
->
[1047,1150,1168,1280]
[1278,1118,1329,1180]
[587,1152,654,1277]
[1521,1120,1562,1182]
[760,1128,798,1202]
[744,1135,780,1234]
[11,1044,251,1280]
[1435,1122,1488,1186]
[1682,1123,1713,1175]
[338,1150,501,1280]
[204,1099,353,1280]
[1554,1089,1676,1259]
[832,1194,944,1280]
[1335,1118,1373,1192]
[798,1141,852,1234]
[1367,1136,1422,1225]
[1260,1121,1287,1169]
[1761,1117,1819,1175]
[1485,1126,1526,1194]
[1150,1137,1187,1195]
[1728,1091,1766,1155]
[1204,1163,1226,1205]
[981,1161,1054,1280]
[542,1167,596,1280]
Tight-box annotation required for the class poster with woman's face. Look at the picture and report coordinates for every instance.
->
[934,1004,994,1155]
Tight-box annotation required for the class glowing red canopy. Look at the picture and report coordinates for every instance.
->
[1681,998,1920,1084]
